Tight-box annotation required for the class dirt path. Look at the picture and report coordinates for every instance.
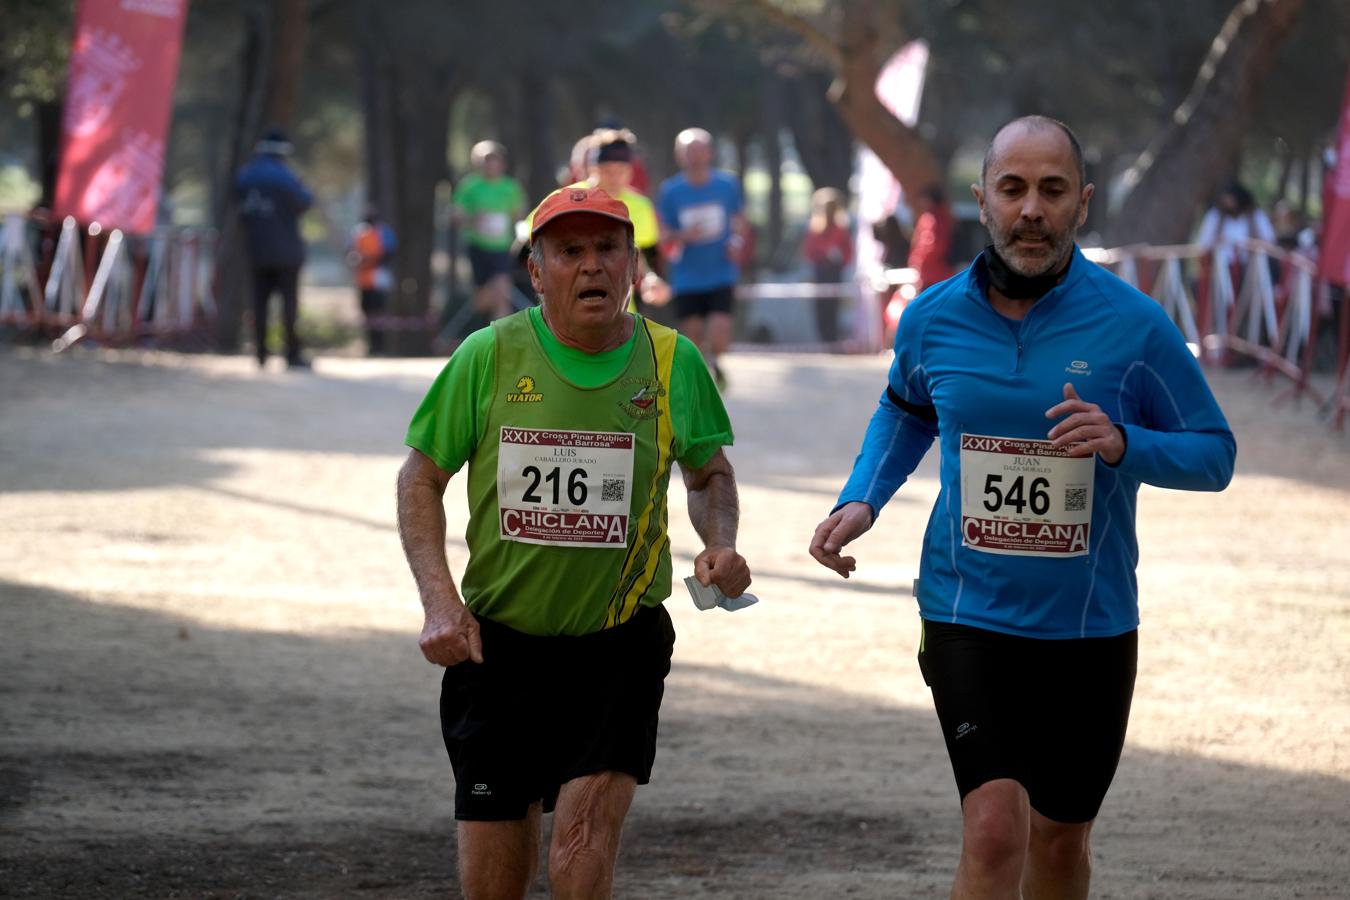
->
[1,346,1346,898]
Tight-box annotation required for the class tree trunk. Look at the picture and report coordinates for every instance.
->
[825,1,942,205]
[732,130,750,190]
[213,0,309,351]
[384,59,455,356]
[738,0,949,210]
[785,70,853,195]
[262,0,308,128]
[521,65,557,204]
[1275,140,1295,202]
[360,17,398,220]
[762,77,785,267]
[35,99,62,209]
[1108,0,1305,245]
[1297,147,1312,215]
[213,8,269,351]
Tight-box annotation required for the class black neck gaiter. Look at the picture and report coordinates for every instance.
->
[983,245,1072,300]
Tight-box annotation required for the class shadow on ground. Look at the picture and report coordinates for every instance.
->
[2,581,1346,899]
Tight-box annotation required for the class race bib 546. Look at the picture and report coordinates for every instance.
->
[959,433,1093,558]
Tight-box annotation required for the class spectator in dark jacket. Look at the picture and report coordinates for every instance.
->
[235,126,313,368]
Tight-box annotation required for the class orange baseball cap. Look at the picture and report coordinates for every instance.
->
[529,187,632,240]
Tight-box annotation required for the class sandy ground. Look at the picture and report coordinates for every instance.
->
[0,344,1347,899]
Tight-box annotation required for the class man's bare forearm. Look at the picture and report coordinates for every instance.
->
[396,455,462,611]
[687,470,739,550]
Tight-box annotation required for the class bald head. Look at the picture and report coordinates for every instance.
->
[675,127,714,173]
[982,116,1085,190]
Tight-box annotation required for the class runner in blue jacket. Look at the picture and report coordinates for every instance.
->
[810,116,1235,900]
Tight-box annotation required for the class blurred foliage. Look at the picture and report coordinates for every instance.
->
[0,0,76,110]
[0,0,1346,269]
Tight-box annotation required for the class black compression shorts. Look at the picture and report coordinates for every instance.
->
[917,618,1137,824]
[467,245,514,287]
[439,603,675,821]
[673,286,735,319]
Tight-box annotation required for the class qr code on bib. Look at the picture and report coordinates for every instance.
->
[601,478,625,502]
[1064,488,1087,512]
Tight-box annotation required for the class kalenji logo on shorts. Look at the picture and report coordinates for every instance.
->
[470,783,492,796]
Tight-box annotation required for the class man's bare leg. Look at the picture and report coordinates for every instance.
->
[548,771,636,900]
[705,310,734,386]
[488,273,514,319]
[457,803,542,900]
[951,779,1030,900]
[1022,809,1093,900]
[679,313,706,350]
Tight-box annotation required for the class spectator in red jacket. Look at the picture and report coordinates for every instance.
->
[908,185,956,292]
[802,187,854,343]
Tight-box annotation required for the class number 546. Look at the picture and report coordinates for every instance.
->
[982,474,1050,516]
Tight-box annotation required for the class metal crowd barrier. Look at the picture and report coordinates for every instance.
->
[0,212,217,350]
[735,242,1349,430]
[1086,239,1349,430]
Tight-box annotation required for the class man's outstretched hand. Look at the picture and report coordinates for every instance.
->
[809,501,874,579]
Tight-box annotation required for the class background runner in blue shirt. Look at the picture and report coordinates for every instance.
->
[657,127,746,390]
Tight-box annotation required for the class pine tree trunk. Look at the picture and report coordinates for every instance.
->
[786,71,853,195]
[744,0,943,201]
[763,76,786,267]
[827,1,942,204]
[1108,0,1305,245]
[521,65,557,206]
[383,60,454,356]
[214,0,308,351]
[213,8,268,352]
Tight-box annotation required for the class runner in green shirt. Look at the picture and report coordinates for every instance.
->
[452,140,527,320]
[397,185,752,899]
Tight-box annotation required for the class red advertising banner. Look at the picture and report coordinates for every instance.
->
[52,0,189,235]
[1321,63,1350,287]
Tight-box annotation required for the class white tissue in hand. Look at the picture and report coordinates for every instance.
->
[684,576,759,612]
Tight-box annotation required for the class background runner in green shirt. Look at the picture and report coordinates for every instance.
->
[452,140,527,320]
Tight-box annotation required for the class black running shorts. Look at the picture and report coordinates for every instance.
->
[467,245,513,287]
[439,603,675,821]
[917,618,1137,824]
[673,286,735,319]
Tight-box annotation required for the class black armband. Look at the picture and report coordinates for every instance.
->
[886,385,937,424]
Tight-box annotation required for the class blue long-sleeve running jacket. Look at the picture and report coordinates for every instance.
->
[838,247,1236,639]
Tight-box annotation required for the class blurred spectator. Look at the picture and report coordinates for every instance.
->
[235,125,313,369]
[907,185,957,292]
[871,214,910,270]
[1272,199,1316,254]
[348,207,397,356]
[452,141,526,321]
[801,187,853,343]
[1197,179,1275,267]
